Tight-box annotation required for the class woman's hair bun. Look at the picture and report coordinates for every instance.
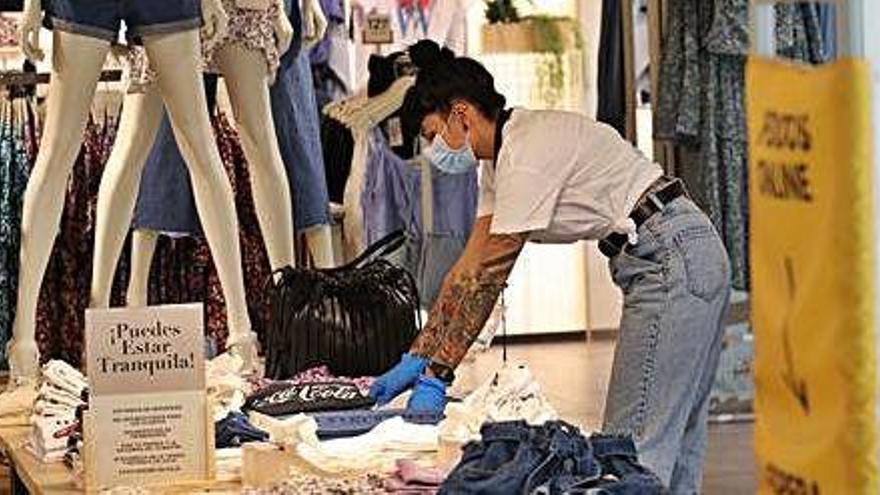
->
[368,54,392,75]
[409,40,455,71]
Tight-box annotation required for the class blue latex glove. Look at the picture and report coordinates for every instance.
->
[407,375,448,413]
[369,353,429,405]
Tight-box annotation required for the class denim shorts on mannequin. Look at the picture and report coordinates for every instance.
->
[43,0,202,44]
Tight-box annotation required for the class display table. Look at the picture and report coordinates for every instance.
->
[0,418,242,494]
[0,419,78,495]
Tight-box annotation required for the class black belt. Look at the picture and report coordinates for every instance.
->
[598,177,687,258]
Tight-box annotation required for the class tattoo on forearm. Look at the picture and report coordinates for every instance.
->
[409,234,525,369]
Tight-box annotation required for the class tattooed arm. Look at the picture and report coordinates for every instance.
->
[409,215,527,370]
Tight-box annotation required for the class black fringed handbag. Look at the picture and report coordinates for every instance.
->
[262,231,421,379]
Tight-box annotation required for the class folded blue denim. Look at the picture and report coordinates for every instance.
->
[440,421,666,495]
[307,409,445,439]
[215,412,270,449]
[43,0,202,44]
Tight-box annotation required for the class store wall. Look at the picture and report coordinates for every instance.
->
[464,0,623,335]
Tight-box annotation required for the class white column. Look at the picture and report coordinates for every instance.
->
[751,3,776,57]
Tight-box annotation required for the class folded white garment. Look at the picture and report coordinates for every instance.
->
[41,360,87,398]
[37,382,84,409]
[207,354,251,420]
[32,416,76,446]
[295,417,439,474]
[440,363,559,444]
[31,399,76,420]
[248,411,318,446]
[30,415,77,462]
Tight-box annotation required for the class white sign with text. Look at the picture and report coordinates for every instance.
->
[85,304,211,490]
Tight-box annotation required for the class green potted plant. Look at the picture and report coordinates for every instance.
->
[481,3,582,107]
[481,1,580,54]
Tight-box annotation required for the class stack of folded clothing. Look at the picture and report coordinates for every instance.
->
[28,361,88,463]
[63,405,87,481]
[383,459,445,494]
[29,414,78,462]
[441,421,667,494]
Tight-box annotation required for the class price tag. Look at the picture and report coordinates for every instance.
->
[386,117,404,147]
[236,0,271,10]
[363,13,394,45]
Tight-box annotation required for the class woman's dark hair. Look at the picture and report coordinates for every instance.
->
[402,40,507,136]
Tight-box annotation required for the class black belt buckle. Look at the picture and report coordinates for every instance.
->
[599,233,628,258]
[599,178,685,259]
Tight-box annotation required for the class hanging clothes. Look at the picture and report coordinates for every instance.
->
[31,110,276,366]
[273,42,333,231]
[132,75,218,234]
[596,0,626,137]
[135,0,331,233]
[361,130,477,308]
[655,0,827,290]
[0,91,37,367]
[0,89,286,366]
[310,0,346,67]
[321,50,421,207]
[35,112,119,366]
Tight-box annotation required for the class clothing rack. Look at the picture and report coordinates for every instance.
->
[0,69,122,87]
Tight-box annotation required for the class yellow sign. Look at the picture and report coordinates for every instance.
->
[748,57,876,494]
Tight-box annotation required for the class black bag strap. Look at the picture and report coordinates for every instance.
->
[346,230,406,269]
[264,230,406,290]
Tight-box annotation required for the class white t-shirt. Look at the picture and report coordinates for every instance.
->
[478,109,663,243]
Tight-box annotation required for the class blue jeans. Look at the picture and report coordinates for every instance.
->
[603,197,731,494]
[441,421,665,495]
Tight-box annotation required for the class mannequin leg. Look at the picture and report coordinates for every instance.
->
[127,229,160,307]
[8,31,110,385]
[142,31,256,366]
[305,226,335,268]
[90,89,165,309]
[217,46,295,271]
